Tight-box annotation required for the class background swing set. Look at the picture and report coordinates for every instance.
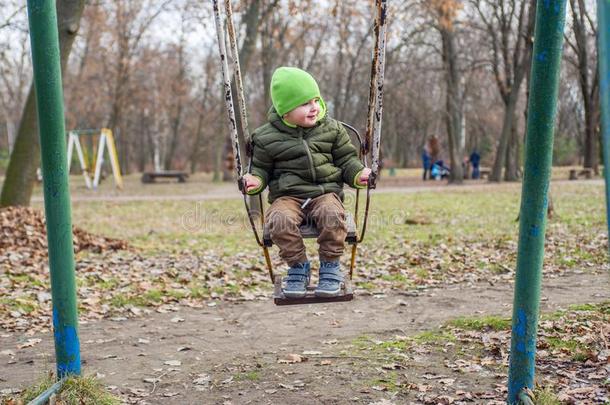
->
[21,0,610,403]
[66,128,123,190]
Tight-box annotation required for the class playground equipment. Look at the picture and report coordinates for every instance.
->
[507,1,568,404]
[212,0,387,305]
[22,0,609,402]
[66,128,123,189]
[599,0,610,257]
[24,0,81,402]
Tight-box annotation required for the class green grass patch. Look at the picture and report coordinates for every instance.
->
[57,181,606,262]
[352,335,374,350]
[412,330,456,344]
[18,374,119,405]
[568,302,610,314]
[109,293,142,308]
[98,278,120,290]
[235,370,261,381]
[355,281,377,291]
[109,289,163,308]
[352,329,454,356]
[533,387,561,405]
[0,297,37,315]
[188,283,210,299]
[380,272,413,286]
[166,289,187,300]
[414,268,430,279]
[9,273,45,288]
[545,337,589,361]
[368,371,400,392]
[447,315,511,331]
[542,301,610,321]
[378,339,410,351]
[144,289,163,303]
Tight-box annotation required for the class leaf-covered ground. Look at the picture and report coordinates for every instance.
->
[137,300,606,405]
[343,302,609,404]
[2,273,607,404]
[1,221,606,334]
[1,183,608,335]
[1,180,608,404]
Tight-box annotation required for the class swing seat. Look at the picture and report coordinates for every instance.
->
[273,276,353,305]
[262,212,358,247]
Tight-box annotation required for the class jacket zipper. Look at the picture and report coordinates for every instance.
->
[302,138,317,183]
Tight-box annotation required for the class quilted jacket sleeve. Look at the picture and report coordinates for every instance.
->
[248,137,273,195]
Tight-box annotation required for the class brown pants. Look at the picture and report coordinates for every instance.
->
[266,193,347,266]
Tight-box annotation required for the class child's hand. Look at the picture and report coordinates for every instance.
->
[242,174,261,193]
[358,168,372,185]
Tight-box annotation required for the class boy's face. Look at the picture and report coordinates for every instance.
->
[283,98,321,128]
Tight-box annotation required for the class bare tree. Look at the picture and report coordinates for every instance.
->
[427,0,465,183]
[106,0,171,173]
[565,0,599,174]
[472,0,536,182]
[1,0,86,207]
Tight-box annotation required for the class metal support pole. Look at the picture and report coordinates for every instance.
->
[27,377,66,405]
[599,0,610,255]
[507,1,567,403]
[26,0,81,377]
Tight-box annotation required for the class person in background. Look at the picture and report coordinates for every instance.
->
[469,149,481,179]
[421,143,431,181]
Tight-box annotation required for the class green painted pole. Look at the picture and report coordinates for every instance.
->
[507,1,567,403]
[599,0,610,255]
[26,0,81,377]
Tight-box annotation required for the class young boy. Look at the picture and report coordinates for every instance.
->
[243,67,371,298]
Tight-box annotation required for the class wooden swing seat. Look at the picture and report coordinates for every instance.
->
[273,276,354,306]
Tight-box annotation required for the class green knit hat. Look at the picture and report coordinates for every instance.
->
[270,67,327,118]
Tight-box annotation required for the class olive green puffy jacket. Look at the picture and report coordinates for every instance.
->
[249,108,364,203]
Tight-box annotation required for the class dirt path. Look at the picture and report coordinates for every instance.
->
[1,271,608,404]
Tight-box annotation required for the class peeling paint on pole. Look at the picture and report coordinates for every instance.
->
[507,0,567,403]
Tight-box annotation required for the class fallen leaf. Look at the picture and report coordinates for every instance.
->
[17,338,41,349]
[278,353,305,364]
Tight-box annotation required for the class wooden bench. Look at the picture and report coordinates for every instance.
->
[569,168,592,180]
[141,171,189,184]
[479,169,491,180]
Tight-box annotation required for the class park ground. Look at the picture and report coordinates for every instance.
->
[0,170,608,404]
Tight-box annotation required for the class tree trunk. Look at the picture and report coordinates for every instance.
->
[261,17,273,110]
[440,26,463,183]
[504,121,521,181]
[583,92,600,174]
[491,89,519,182]
[570,0,600,175]
[137,111,148,172]
[164,100,183,170]
[189,108,206,174]
[1,0,86,207]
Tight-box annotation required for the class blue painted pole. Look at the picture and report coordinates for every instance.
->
[26,0,81,377]
[507,1,567,403]
[599,0,610,255]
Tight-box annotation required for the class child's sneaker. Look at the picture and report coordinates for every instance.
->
[283,261,310,298]
[315,261,343,297]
